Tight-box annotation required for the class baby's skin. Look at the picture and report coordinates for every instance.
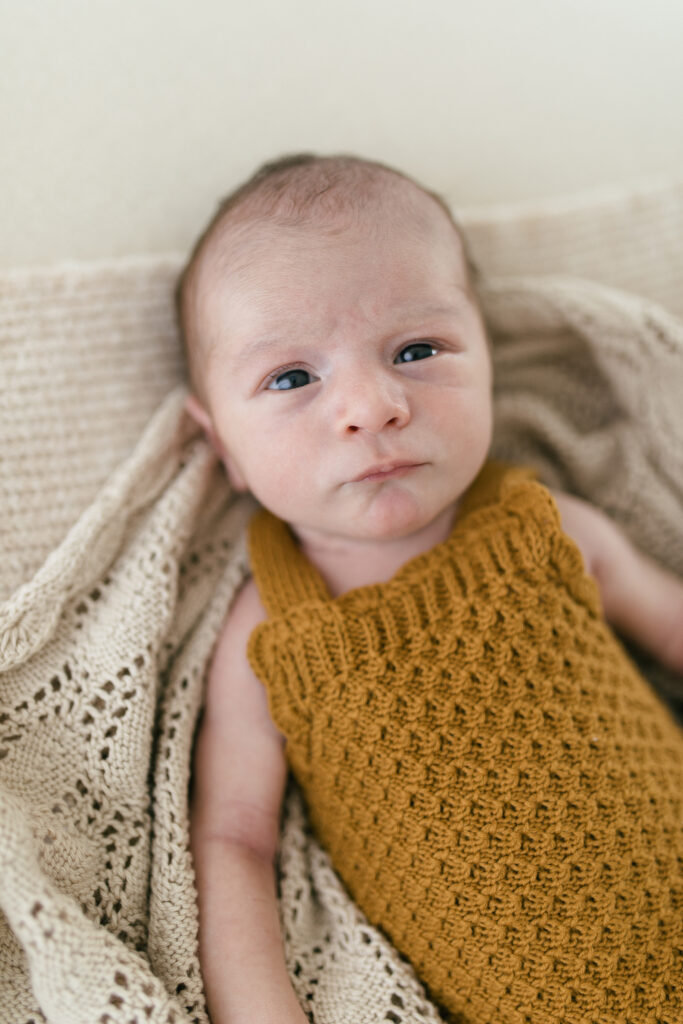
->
[185,163,683,1024]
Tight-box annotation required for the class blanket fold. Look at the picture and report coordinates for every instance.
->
[1,272,682,1024]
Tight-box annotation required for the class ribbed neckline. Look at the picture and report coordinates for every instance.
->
[247,460,529,620]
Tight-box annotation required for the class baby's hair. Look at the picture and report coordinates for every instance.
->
[175,152,481,400]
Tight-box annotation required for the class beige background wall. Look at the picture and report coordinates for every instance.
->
[2,0,683,269]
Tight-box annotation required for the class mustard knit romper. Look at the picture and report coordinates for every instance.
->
[247,462,683,1024]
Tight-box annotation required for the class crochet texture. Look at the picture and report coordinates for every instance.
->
[248,461,683,1024]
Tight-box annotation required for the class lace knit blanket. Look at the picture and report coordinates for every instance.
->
[1,259,682,1022]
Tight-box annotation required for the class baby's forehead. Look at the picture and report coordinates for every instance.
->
[198,219,471,367]
[198,181,465,295]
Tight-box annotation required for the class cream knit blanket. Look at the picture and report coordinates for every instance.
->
[1,188,683,1023]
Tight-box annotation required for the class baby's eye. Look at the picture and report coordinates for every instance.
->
[394,342,438,364]
[266,368,314,391]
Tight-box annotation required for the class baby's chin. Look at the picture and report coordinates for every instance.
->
[335,491,457,546]
[354,486,436,532]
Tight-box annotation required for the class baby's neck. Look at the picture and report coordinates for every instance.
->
[294,503,458,598]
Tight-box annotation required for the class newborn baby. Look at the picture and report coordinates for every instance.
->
[180,153,683,1024]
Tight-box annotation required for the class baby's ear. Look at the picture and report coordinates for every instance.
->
[184,394,217,445]
[183,394,249,492]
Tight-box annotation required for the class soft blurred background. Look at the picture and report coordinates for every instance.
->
[2,0,682,269]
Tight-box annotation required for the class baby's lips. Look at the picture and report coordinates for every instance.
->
[352,461,425,483]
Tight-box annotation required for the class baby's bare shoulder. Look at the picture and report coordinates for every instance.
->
[215,576,267,661]
[550,490,622,578]
[225,575,268,635]
[203,576,272,720]
[552,489,683,672]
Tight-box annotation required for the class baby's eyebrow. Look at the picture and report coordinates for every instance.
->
[400,301,467,319]
[232,336,293,371]
[231,301,466,371]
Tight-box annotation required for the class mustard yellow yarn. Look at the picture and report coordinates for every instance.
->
[247,462,683,1024]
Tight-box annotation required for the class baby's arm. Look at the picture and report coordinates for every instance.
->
[191,578,308,1024]
[553,491,683,673]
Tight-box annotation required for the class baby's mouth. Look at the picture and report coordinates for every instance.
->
[352,461,425,483]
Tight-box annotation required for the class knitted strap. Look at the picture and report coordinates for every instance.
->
[457,459,536,521]
[248,507,331,618]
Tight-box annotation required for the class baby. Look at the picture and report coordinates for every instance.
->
[180,153,683,1024]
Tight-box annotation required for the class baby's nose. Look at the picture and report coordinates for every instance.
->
[336,375,410,435]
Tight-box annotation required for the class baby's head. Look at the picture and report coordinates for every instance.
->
[177,153,493,546]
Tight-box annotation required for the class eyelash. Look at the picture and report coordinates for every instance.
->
[395,341,439,364]
[264,341,442,392]
[263,363,314,391]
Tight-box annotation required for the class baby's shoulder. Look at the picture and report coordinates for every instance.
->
[211,575,268,679]
[227,574,268,632]
[549,490,619,580]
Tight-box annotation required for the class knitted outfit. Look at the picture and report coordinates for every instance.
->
[247,462,683,1024]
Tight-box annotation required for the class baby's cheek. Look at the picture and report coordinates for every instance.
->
[437,391,491,446]
[247,456,312,515]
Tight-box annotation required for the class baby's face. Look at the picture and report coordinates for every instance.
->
[194,199,493,547]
